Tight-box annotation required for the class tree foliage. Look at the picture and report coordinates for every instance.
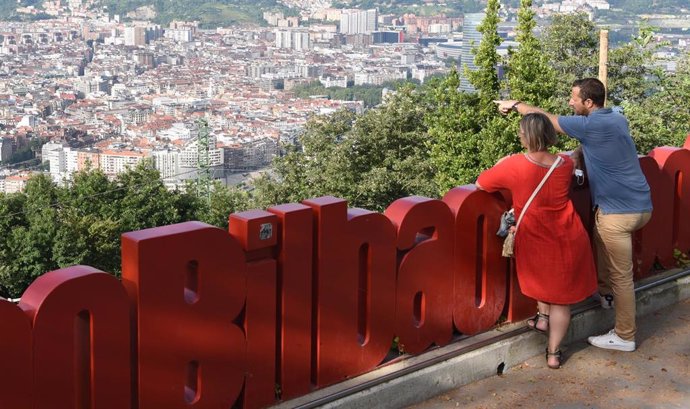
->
[290,81,412,108]
[467,0,502,112]
[624,52,690,154]
[0,162,249,298]
[507,0,557,109]
[541,13,599,106]
[607,21,664,106]
[427,0,521,192]
[253,86,437,212]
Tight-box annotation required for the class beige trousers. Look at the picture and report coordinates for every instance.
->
[594,210,652,341]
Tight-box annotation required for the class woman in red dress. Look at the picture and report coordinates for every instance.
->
[476,113,597,369]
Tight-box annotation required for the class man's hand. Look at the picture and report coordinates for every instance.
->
[494,100,519,115]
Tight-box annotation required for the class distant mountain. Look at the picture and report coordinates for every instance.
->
[99,0,286,27]
[3,0,690,25]
[608,0,690,13]
[331,0,481,15]
[0,0,44,21]
[0,0,287,27]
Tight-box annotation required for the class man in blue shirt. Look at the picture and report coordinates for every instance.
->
[495,78,652,352]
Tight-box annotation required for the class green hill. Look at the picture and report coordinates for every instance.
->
[0,0,48,21]
[608,0,690,13]
[0,0,285,27]
[100,0,284,27]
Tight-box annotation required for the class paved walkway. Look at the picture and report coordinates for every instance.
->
[408,297,690,409]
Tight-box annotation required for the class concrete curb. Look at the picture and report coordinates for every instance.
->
[273,269,690,409]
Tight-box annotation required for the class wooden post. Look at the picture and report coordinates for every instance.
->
[598,29,609,105]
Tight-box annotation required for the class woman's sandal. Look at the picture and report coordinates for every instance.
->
[527,312,549,335]
[545,348,562,369]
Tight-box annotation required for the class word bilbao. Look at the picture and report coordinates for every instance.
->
[1,141,689,409]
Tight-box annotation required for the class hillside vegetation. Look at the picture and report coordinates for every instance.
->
[0,0,284,27]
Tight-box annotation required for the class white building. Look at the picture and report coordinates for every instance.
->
[124,26,146,46]
[99,150,145,176]
[319,75,348,88]
[340,9,378,35]
[275,29,310,51]
[164,28,193,43]
[353,68,407,86]
[152,148,180,180]
[3,174,29,193]
[42,141,66,183]
[179,136,223,169]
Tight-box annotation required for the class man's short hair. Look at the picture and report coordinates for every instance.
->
[572,78,606,107]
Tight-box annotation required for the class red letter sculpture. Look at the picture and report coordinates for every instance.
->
[444,187,509,335]
[19,266,131,409]
[230,210,279,409]
[305,196,396,387]
[385,196,454,354]
[0,298,32,409]
[268,204,314,400]
[122,222,246,409]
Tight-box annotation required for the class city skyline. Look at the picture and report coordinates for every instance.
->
[2,0,690,193]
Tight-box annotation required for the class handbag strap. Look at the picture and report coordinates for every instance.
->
[515,155,563,232]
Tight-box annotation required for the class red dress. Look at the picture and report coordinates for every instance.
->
[477,154,597,304]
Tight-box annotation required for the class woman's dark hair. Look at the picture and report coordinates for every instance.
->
[520,113,558,152]
[572,78,606,107]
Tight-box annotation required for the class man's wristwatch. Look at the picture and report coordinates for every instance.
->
[511,101,521,112]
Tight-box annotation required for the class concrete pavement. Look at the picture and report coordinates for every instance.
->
[273,269,690,409]
[408,293,690,409]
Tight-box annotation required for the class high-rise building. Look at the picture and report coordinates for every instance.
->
[275,29,310,51]
[179,136,223,169]
[152,149,180,180]
[292,30,310,51]
[124,26,146,46]
[145,25,163,43]
[460,12,484,92]
[340,9,378,35]
[165,29,193,43]
[275,29,292,48]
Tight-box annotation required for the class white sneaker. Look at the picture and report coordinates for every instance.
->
[588,329,636,352]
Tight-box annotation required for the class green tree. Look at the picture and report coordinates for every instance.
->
[540,13,598,106]
[607,21,664,105]
[0,174,59,297]
[52,169,122,275]
[52,209,122,275]
[425,67,484,192]
[115,160,180,232]
[506,0,557,109]
[329,85,437,210]
[467,0,502,113]
[427,2,522,192]
[0,192,27,297]
[624,52,690,154]
[190,181,250,229]
[57,167,119,219]
[252,85,437,211]
[252,109,356,208]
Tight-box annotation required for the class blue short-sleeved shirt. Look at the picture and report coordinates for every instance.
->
[558,108,652,214]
